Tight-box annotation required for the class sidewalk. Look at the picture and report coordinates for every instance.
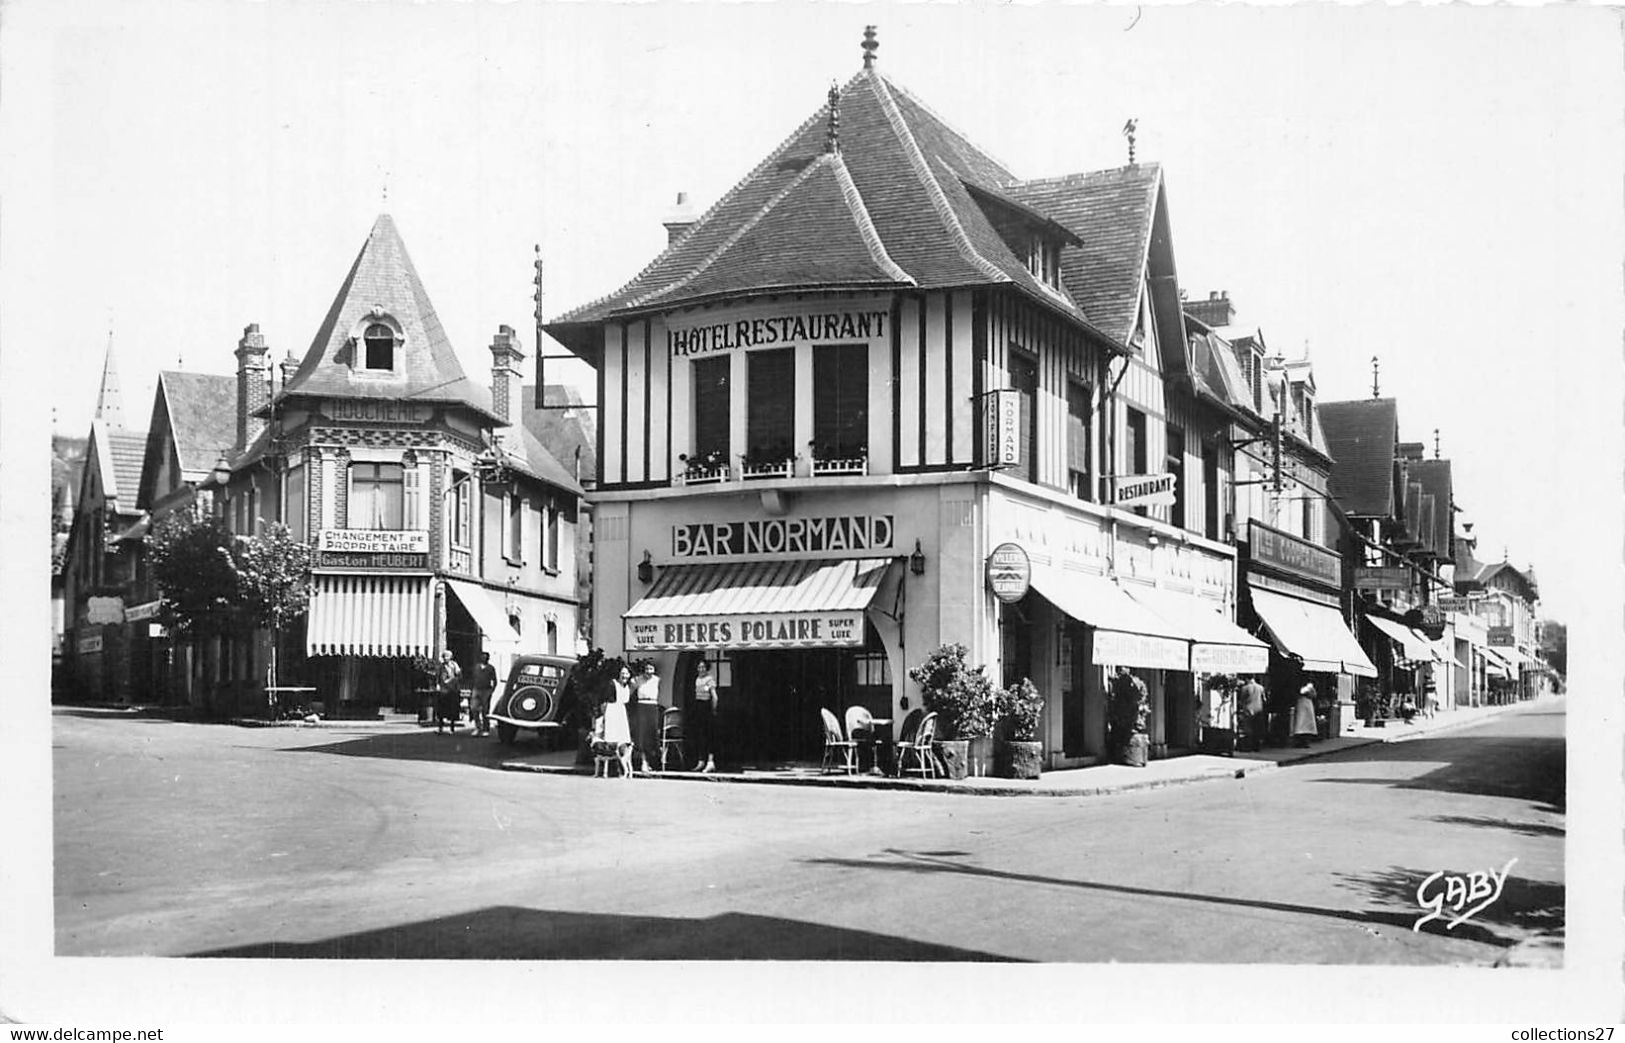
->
[497,695,1555,798]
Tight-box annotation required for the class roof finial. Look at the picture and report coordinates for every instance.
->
[862,25,878,69]
[1434,428,1441,459]
[1122,118,1138,165]
[1371,355,1380,398]
[825,81,841,154]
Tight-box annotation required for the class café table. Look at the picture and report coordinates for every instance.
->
[858,717,893,775]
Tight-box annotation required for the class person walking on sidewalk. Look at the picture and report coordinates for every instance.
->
[689,660,718,773]
[1238,675,1267,751]
[1291,682,1319,748]
[469,651,498,737]
[435,650,463,735]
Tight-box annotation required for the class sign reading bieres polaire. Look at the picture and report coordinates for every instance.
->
[667,309,888,358]
[626,612,866,652]
[672,516,893,558]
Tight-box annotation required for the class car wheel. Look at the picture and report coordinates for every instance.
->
[496,722,517,745]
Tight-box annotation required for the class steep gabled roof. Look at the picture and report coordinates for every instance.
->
[523,384,597,486]
[154,371,237,478]
[86,418,148,516]
[1407,458,1454,559]
[1319,398,1399,518]
[277,214,500,422]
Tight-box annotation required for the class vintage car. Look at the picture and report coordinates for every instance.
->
[488,653,576,745]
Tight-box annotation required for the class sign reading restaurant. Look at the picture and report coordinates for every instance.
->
[1110,472,1177,509]
[626,611,865,652]
[317,528,430,569]
[1248,520,1341,589]
[667,309,888,357]
[672,515,893,558]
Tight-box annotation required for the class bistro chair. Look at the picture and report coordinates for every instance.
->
[659,707,686,772]
[897,711,939,779]
[820,707,857,775]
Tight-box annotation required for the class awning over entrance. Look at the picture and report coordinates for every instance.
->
[623,557,893,652]
[1366,616,1437,665]
[306,574,434,657]
[445,578,522,646]
[1122,585,1270,674]
[1250,589,1378,677]
[1481,647,1513,677]
[1030,570,1189,671]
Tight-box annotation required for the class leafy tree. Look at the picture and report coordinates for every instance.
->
[235,522,313,689]
[145,512,242,640]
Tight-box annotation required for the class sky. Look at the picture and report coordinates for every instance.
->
[2,0,1622,1026]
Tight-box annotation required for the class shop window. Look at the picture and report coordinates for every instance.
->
[746,347,796,467]
[544,497,560,571]
[1067,380,1092,501]
[349,463,404,529]
[812,343,868,464]
[853,651,891,687]
[691,355,730,473]
[363,322,395,370]
[1165,422,1185,530]
[1009,352,1039,483]
[700,651,734,689]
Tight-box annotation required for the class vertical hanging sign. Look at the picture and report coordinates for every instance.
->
[982,389,1021,468]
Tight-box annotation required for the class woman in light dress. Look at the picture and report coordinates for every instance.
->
[593,664,634,773]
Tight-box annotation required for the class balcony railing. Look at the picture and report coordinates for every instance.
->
[810,454,869,477]
[739,456,795,481]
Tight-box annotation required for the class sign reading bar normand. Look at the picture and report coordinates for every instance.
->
[985,542,1031,603]
[1353,566,1410,591]
[1248,521,1341,589]
[671,515,893,558]
[667,309,888,358]
[625,612,865,652]
[322,399,431,424]
[983,390,1021,468]
[1110,472,1177,509]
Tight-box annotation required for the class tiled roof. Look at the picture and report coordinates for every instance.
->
[277,214,500,422]
[1004,163,1162,346]
[550,70,1095,339]
[156,371,237,477]
[1318,398,1399,518]
[88,418,148,510]
[522,384,597,485]
[1406,459,1453,558]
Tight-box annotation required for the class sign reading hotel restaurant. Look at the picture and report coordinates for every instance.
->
[625,612,865,652]
[983,390,1021,468]
[1488,625,1515,647]
[1110,472,1177,509]
[317,528,430,569]
[1248,521,1341,588]
[1353,566,1410,591]
[321,399,430,424]
[671,515,893,558]
[985,543,1031,603]
[667,309,888,357]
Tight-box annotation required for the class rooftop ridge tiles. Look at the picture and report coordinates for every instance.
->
[831,154,915,285]
[882,76,1020,186]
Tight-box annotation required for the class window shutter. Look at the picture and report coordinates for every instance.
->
[403,464,422,530]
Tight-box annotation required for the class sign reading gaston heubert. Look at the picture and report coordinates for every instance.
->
[317,528,430,569]
[986,542,1031,603]
[667,309,888,357]
[671,515,894,558]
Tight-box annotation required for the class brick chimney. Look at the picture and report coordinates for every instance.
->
[1182,290,1235,329]
[236,323,269,450]
[279,349,299,391]
[490,324,526,450]
[662,191,698,246]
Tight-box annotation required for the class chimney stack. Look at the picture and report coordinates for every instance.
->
[662,192,698,246]
[280,349,299,391]
[1181,289,1235,329]
[236,323,269,450]
[490,324,526,449]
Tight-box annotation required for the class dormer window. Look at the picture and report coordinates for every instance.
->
[363,323,395,370]
[1026,237,1062,288]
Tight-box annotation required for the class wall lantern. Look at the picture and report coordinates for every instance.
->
[209,452,232,489]
[909,539,926,576]
[637,550,654,584]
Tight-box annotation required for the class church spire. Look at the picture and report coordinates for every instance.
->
[95,328,126,430]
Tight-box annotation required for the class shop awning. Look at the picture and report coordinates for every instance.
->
[623,557,893,652]
[1122,585,1270,674]
[1250,589,1378,677]
[1367,616,1437,664]
[1481,647,1513,677]
[306,574,434,657]
[445,578,522,646]
[1030,570,1189,670]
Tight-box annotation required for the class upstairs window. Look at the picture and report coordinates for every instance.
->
[746,348,796,466]
[1066,380,1092,502]
[363,322,395,371]
[545,497,561,571]
[349,463,403,529]
[812,343,868,462]
[691,356,731,470]
[1125,407,1148,517]
[506,492,524,562]
[1008,353,1039,484]
[451,470,472,548]
[1026,237,1061,288]
[1165,422,1186,530]
[1202,440,1221,541]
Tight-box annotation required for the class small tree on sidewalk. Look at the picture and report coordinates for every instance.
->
[146,512,243,641]
[235,522,313,692]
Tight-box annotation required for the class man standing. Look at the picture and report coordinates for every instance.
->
[1238,675,1267,751]
[435,649,463,735]
[469,651,499,737]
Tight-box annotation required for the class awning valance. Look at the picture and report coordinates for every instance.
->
[623,557,893,652]
[1481,647,1513,677]
[1122,585,1270,674]
[445,578,522,646]
[1250,589,1378,678]
[306,574,434,657]
[1367,616,1437,664]
[1030,570,1189,671]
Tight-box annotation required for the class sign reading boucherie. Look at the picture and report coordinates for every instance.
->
[672,516,893,558]
[625,612,865,651]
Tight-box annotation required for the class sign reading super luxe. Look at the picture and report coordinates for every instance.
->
[672,515,894,558]
[667,309,888,357]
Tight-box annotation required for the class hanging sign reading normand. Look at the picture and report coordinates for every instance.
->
[625,611,865,652]
[666,309,888,357]
[1110,472,1177,509]
[982,389,1022,468]
[671,515,893,558]
[985,542,1032,603]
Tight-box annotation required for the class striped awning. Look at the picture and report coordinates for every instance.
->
[1367,616,1436,664]
[1029,570,1189,671]
[1250,589,1378,678]
[306,574,434,657]
[624,557,893,652]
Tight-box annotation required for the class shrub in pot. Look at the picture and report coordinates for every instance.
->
[1107,666,1151,767]
[907,644,996,780]
[993,677,1045,779]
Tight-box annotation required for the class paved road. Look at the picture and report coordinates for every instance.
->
[53,701,1564,964]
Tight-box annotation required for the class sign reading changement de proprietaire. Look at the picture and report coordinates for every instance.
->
[671,515,894,558]
[625,612,866,652]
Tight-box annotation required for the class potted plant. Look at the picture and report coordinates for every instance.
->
[1107,666,1151,767]
[991,677,1044,779]
[907,644,996,779]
